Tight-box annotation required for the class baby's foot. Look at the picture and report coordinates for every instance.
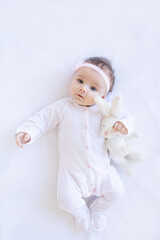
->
[75,214,91,232]
[91,212,107,232]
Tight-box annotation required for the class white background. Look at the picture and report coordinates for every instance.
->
[0,0,160,239]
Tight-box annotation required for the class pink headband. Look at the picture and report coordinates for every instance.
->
[75,62,110,93]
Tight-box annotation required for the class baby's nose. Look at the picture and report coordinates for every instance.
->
[80,87,87,93]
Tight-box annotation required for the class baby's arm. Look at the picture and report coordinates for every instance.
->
[112,112,135,135]
[15,97,69,148]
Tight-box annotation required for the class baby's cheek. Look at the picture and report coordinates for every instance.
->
[91,92,99,101]
[87,92,94,101]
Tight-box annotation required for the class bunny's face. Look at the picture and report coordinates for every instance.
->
[95,95,123,139]
[101,117,117,139]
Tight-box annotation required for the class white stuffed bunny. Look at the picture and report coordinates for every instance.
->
[95,95,143,176]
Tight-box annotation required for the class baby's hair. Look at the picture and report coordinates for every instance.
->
[84,57,115,92]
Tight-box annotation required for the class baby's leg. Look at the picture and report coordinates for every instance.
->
[90,167,125,231]
[58,180,91,232]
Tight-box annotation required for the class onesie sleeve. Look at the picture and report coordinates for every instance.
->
[16,97,70,144]
[118,111,135,135]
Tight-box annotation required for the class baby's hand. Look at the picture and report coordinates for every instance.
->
[112,121,128,135]
[15,132,31,148]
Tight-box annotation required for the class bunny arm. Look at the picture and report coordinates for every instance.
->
[106,136,132,157]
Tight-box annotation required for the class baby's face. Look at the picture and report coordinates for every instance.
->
[69,67,108,106]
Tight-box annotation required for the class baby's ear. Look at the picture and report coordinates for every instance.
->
[111,96,123,117]
[94,96,110,116]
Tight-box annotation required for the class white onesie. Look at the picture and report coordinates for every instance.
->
[16,97,133,220]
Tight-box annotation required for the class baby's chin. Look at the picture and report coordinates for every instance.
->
[72,95,95,106]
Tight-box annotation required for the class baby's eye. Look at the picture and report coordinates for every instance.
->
[77,79,83,84]
[91,86,97,91]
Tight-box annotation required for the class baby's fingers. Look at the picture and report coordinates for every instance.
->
[119,126,128,135]
[112,122,121,132]
[22,134,31,144]
[15,133,24,148]
[112,121,128,135]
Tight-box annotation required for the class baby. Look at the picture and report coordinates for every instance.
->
[15,57,132,232]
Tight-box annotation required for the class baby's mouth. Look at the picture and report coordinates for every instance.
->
[77,94,84,99]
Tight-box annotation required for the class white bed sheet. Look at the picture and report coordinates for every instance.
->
[0,0,160,239]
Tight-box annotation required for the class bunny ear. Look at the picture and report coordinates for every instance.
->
[111,96,123,117]
[94,96,110,116]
